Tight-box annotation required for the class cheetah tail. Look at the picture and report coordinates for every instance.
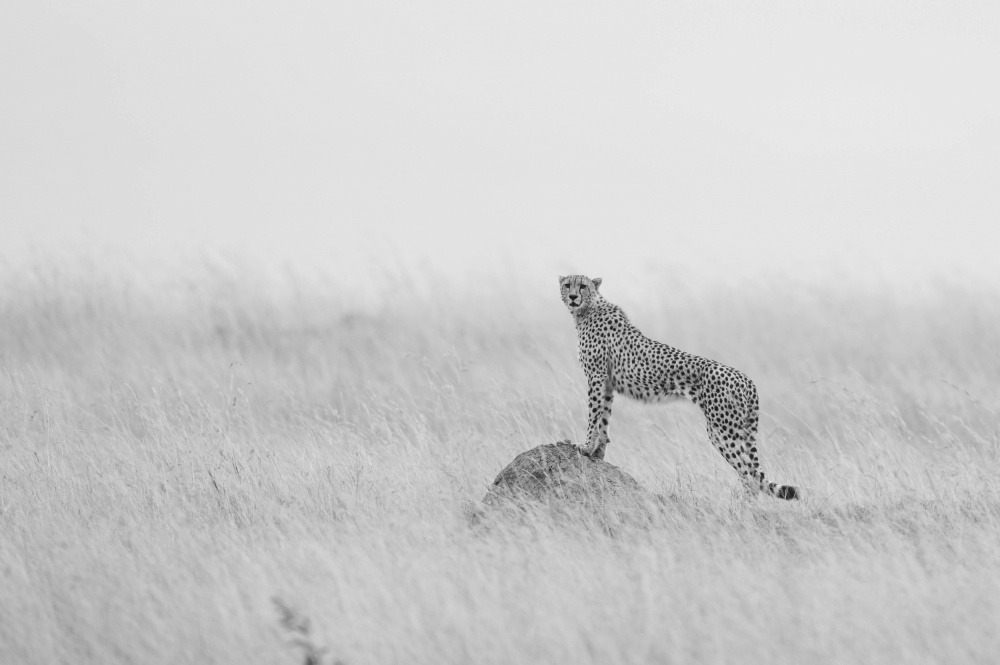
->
[770,483,800,500]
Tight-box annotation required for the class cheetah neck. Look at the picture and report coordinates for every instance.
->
[571,296,614,326]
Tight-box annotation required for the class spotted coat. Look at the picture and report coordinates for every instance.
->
[559,274,798,500]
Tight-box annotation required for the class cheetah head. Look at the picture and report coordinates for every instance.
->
[558,274,602,315]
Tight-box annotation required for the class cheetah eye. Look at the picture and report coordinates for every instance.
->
[580,284,588,290]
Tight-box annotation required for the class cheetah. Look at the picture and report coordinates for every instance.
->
[559,274,799,500]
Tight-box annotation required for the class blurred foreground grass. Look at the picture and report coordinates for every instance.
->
[1,253,999,664]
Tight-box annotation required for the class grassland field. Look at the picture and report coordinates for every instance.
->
[2,252,1000,664]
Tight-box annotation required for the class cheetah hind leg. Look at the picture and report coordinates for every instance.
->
[741,444,800,500]
[706,426,755,494]
[743,415,800,500]
[707,426,798,500]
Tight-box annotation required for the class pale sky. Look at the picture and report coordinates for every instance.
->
[2,0,999,282]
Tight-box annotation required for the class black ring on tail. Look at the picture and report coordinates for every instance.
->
[775,485,799,500]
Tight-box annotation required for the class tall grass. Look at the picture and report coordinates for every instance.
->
[1,252,999,664]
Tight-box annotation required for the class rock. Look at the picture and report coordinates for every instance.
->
[473,441,662,532]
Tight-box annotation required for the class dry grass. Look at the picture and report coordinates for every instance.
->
[1,252,999,664]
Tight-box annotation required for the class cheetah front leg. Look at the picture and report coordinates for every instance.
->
[582,375,614,460]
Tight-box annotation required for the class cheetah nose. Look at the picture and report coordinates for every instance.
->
[569,294,579,301]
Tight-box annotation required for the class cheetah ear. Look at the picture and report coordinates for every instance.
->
[592,277,602,291]
[558,275,566,283]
